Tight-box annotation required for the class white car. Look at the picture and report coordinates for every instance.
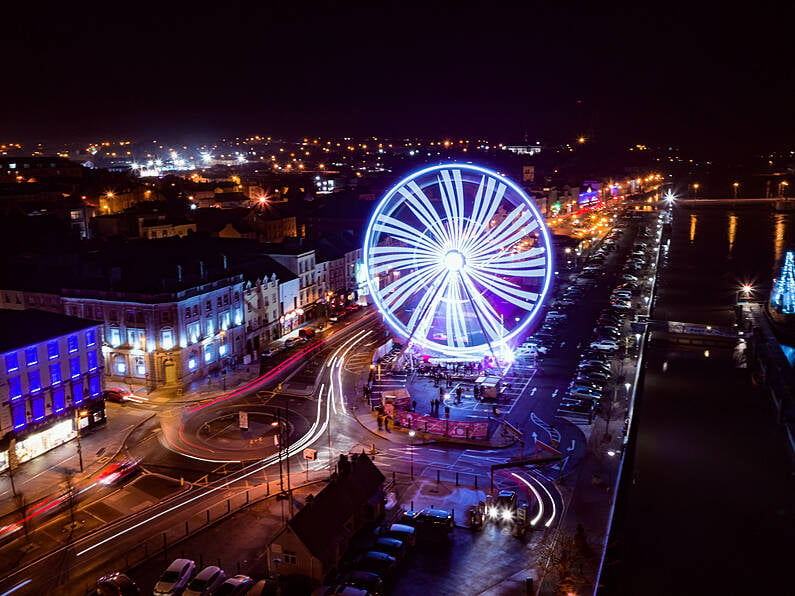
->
[590,340,620,351]
[154,558,195,595]
[622,274,639,282]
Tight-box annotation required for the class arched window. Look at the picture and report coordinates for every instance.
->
[114,354,126,375]
[188,350,198,371]
[161,327,175,350]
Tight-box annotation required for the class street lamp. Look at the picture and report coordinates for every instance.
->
[780,180,790,198]
[408,430,416,479]
[624,382,631,400]
[732,182,740,198]
[692,183,700,198]
[75,408,88,472]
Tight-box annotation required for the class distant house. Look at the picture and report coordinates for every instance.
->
[267,453,385,585]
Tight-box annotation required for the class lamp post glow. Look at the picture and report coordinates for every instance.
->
[408,430,416,479]
[732,182,740,198]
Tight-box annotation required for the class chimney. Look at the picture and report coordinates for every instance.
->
[199,260,206,280]
[222,254,228,270]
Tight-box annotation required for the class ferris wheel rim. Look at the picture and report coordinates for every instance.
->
[363,163,554,356]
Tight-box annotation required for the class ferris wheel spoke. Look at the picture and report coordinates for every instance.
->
[405,272,450,341]
[474,253,548,275]
[465,269,540,309]
[369,248,439,276]
[374,215,443,254]
[469,205,535,258]
[437,169,466,246]
[445,277,470,348]
[458,274,507,344]
[381,265,442,311]
[398,182,453,248]
[460,177,506,254]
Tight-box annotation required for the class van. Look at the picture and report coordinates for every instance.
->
[381,523,416,547]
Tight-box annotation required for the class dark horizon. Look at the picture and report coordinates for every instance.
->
[2,3,793,158]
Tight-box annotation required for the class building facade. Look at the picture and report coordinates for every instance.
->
[0,310,104,472]
[62,273,246,391]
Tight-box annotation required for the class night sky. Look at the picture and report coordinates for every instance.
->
[2,1,792,156]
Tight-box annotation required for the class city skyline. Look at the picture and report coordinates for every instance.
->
[2,3,793,157]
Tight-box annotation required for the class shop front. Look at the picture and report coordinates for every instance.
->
[12,418,76,466]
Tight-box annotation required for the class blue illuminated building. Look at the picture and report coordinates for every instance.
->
[0,309,104,472]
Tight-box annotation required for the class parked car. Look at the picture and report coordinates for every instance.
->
[96,572,140,596]
[213,575,253,596]
[341,571,384,596]
[328,316,339,322]
[260,348,274,358]
[570,387,603,400]
[153,558,195,596]
[354,551,397,580]
[374,537,407,563]
[377,523,416,547]
[622,274,639,282]
[184,566,226,596]
[590,339,620,351]
[299,327,316,340]
[284,338,296,348]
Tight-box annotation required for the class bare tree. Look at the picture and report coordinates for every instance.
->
[536,526,595,595]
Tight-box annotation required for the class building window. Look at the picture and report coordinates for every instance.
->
[29,369,42,393]
[161,311,171,323]
[204,345,213,363]
[192,305,198,316]
[234,309,243,326]
[67,334,79,353]
[135,358,146,376]
[32,397,45,422]
[114,355,126,375]
[108,326,121,347]
[86,329,97,347]
[25,346,38,366]
[161,328,174,350]
[221,312,231,330]
[284,551,297,565]
[233,292,239,302]
[12,404,26,430]
[73,382,84,406]
[87,350,98,371]
[9,376,22,400]
[219,342,227,356]
[48,341,59,359]
[127,328,145,348]
[95,306,104,319]
[89,375,101,397]
[188,351,198,370]
[5,352,19,373]
[50,363,62,385]
[187,322,201,344]
[53,387,65,413]
[206,317,215,336]
[206,300,212,311]
[70,356,81,379]
[185,307,191,318]
[223,295,229,305]
[217,297,222,307]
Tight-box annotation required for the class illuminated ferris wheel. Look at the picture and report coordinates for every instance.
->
[363,163,553,358]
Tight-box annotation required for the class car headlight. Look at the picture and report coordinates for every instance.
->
[487,506,498,519]
[500,509,514,522]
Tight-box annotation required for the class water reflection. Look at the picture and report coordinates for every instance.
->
[689,214,698,243]
[728,213,737,254]
[774,214,786,265]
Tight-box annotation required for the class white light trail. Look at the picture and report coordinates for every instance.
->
[511,472,544,527]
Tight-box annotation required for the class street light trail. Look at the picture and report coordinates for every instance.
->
[510,472,544,527]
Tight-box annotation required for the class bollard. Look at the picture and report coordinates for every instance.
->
[227,499,231,513]
[474,475,478,490]
[411,500,414,510]
[456,472,459,486]
[185,521,189,536]
[246,490,249,504]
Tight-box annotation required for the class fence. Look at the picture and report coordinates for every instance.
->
[392,409,488,439]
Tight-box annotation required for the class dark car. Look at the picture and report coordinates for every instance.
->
[98,459,140,486]
[354,552,397,579]
[342,570,384,595]
[96,572,140,596]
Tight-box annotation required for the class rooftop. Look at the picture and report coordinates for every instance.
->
[0,308,99,354]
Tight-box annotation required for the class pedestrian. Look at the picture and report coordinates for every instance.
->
[384,417,390,432]
[377,415,383,430]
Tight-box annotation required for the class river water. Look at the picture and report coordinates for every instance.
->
[654,204,795,325]
[602,204,795,595]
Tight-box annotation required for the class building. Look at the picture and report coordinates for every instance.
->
[266,453,385,585]
[0,309,105,473]
[264,238,319,321]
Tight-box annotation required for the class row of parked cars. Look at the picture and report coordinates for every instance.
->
[314,508,453,595]
[96,559,262,596]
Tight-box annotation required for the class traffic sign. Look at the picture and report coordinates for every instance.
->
[303,448,317,460]
[239,411,249,430]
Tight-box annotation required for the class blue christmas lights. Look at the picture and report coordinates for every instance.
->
[772,250,795,314]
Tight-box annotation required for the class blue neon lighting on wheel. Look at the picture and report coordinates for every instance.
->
[363,163,553,357]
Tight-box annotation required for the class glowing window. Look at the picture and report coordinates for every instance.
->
[5,352,19,373]
[70,356,81,379]
[28,370,41,393]
[47,341,59,359]
[12,405,26,430]
[53,387,65,413]
[67,334,79,353]
[72,382,84,406]
[25,347,38,366]
[8,376,22,400]
[32,397,45,422]
[50,363,62,385]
